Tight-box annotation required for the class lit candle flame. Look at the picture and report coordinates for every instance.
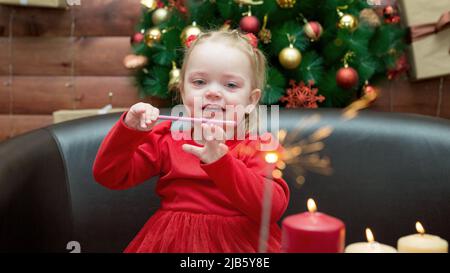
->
[265,152,278,164]
[307,198,317,213]
[365,228,375,243]
[416,221,425,235]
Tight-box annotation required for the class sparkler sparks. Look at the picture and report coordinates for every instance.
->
[266,90,377,187]
[276,115,334,188]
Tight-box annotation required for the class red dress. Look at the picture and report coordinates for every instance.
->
[93,112,290,253]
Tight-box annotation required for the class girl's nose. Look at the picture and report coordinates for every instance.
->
[204,87,222,100]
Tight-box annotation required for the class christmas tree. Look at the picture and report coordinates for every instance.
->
[127,0,406,108]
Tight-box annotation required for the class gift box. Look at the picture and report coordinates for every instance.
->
[397,0,450,80]
[0,0,68,8]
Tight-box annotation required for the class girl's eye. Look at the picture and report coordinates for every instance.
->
[226,82,239,89]
[192,79,206,86]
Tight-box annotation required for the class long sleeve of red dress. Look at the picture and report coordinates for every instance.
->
[93,112,290,253]
[93,112,164,190]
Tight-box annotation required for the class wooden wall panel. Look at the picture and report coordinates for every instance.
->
[0,37,132,76]
[0,37,11,71]
[391,77,441,116]
[0,78,11,113]
[372,76,450,119]
[438,76,450,119]
[0,76,170,115]
[0,0,141,37]
[371,79,394,113]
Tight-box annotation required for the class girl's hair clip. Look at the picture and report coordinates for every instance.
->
[244,33,258,49]
[185,34,198,48]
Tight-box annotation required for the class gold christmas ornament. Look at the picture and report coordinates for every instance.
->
[338,14,358,31]
[140,0,157,11]
[359,8,381,27]
[181,22,202,45]
[152,7,170,25]
[123,54,148,70]
[279,44,302,70]
[168,61,181,92]
[145,27,162,47]
[276,0,296,8]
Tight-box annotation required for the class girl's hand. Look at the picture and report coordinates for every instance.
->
[182,123,229,164]
[124,102,160,131]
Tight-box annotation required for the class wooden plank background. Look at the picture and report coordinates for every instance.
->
[0,0,449,143]
[0,0,172,142]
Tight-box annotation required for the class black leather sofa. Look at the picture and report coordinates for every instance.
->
[1,109,449,253]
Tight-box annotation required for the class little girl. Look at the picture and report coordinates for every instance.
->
[93,29,290,253]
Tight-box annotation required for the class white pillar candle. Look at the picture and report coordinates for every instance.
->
[397,222,448,253]
[345,228,397,253]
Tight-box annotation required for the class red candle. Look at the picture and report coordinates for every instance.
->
[281,198,346,253]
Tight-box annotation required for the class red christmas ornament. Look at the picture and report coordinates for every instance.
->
[156,0,164,8]
[387,54,409,80]
[168,0,187,14]
[303,21,323,41]
[383,5,401,24]
[336,66,359,89]
[280,80,325,108]
[383,5,395,18]
[240,15,260,34]
[131,32,144,44]
[385,15,401,24]
[363,84,378,103]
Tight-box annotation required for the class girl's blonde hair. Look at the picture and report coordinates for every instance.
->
[176,29,268,103]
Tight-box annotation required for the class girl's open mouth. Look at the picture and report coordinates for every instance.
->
[202,104,225,118]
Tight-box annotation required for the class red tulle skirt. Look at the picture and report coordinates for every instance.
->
[124,209,282,253]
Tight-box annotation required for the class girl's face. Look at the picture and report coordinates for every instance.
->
[181,40,261,124]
